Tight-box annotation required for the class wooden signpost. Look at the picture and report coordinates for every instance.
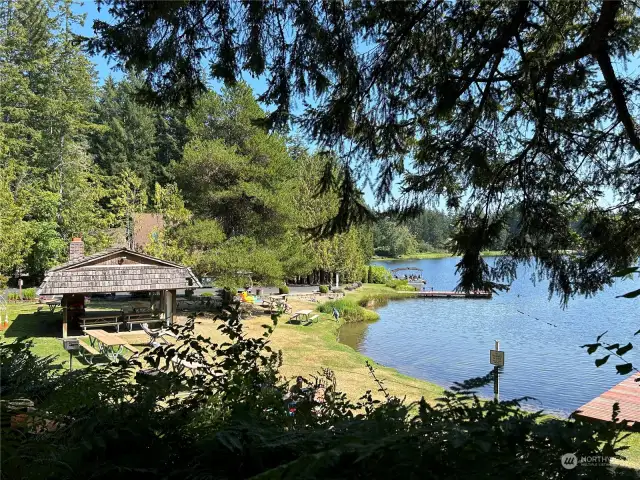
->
[13,267,29,300]
[62,338,80,370]
[490,340,504,401]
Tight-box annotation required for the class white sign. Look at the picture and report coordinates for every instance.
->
[490,349,504,366]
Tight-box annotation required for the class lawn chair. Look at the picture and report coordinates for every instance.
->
[141,323,177,347]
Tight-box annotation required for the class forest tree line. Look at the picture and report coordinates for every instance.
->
[372,209,525,258]
[0,0,374,288]
[0,0,558,286]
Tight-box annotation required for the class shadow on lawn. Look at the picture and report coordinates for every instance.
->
[4,311,62,339]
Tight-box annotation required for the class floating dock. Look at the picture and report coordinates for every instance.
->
[574,373,640,429]
[416,290,492,299]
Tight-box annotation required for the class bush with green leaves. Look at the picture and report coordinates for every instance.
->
[0,305,635,479]
[368,265,392,284]
[278,285,290,294]
[385,279,418,291]
[317,298,379,322]
[200,292,213,298]
[21,288,36,300]
[319,285,329,294]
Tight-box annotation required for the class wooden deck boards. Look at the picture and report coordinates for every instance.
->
[574,373,640,428]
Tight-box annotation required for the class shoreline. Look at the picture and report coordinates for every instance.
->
[372,251,504,261]
[5,290,640,467]
[326,286,640,468]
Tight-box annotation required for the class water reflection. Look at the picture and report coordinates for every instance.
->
[338,257,640,416]
[337,321,368,351]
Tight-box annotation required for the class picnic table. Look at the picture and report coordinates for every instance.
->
[46,300,61,313]
[84,329,136,362]
[289,309,318,324]
[78,310,123,332]
[262,295,292,314]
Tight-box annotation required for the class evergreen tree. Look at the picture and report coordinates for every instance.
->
[92,74,158,187]
[0,0,108,276]
[91,0,640,299]
[176,83,297,241]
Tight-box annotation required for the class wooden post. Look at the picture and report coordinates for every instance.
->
[159,290,166,325]
[171,289,177,325]
[493,340,500,402]
[62,295,68,338]
[163,289,176,327]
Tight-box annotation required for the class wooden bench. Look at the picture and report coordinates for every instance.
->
[80,318,123,333]
[308,314,319,323]
[78,341,101,364]
[123,313,164,331]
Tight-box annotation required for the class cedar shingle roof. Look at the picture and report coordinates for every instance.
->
[38,248,202,295]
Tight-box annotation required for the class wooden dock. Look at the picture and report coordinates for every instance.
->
[416,290,492,299]
[574,373,640,429]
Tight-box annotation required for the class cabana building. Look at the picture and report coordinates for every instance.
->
[37,238,201,337]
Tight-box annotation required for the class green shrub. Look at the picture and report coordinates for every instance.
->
[8,293,19,301]
[385,279,418,291]
[22,288,37,300]
[317,298,379,322]
[367,265,372,283]
[201,292,213,297]
[368,265,392,284]
[319,285,329,294]
[278,285,290,294]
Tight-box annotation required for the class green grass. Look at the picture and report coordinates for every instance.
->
[0,299,155,368]
[1,303,69,366]
[5,292,640,469]
[317,297,380,322]
[345,283,418,302]
[314,284,418,322]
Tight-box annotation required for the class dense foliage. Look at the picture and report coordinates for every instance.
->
[90,0,640,301]
[367,265,392,284]
[0,0,372,287]
[1,307,636,479]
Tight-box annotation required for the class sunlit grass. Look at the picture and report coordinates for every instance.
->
[4,293,640,469]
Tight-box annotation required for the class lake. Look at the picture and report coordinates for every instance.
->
[338,257,640,416]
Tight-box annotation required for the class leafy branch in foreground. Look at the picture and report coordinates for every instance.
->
[91,0,640,300]
[1,304,636,479]
[582,267,640,375]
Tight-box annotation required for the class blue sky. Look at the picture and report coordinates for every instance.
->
[74,1,391,207]
[75,1,622,211]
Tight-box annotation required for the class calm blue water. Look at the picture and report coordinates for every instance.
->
[338,257,640,416]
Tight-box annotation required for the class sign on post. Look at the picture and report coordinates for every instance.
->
[62,338,80,351]
[62,338,80,371]
[490,340,504,402]
[490,349,504,366]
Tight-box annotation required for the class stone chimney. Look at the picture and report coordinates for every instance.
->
[69,237,84,261]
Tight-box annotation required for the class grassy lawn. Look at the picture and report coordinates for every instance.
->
[3,290,640,468]
[2,303,69,364]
